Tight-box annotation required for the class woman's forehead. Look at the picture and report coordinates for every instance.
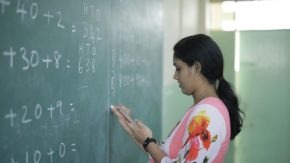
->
[173,57,186,66]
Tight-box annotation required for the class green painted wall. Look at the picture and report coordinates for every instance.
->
[210,32,236,83]
[236,30,290,163]
[210,30,290,163]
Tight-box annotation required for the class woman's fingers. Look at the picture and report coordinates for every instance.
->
[115,105,131,115]
[111,105,147,153]
[136,120,153,138]
[135,119,145,128]
[120,120,132,133]
[111,105,134,136]
[128,120,153,144]
[111,106,121,117]
[111,105,127,121]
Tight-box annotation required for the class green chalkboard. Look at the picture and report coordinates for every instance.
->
[0,0,162,162]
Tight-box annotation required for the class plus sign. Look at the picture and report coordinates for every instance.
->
[43,10,54,24]
[5,109,17,127]
[42,55,52,69]
[3,47,16,68]
[47,148,55,163]
[0,0,11,14]
[47,104,55,119]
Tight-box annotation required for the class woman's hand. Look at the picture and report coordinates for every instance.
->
[111,105,153,152]
[128,120,152,144]
[111,105,134,136]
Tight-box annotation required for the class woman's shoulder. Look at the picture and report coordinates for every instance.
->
[199,97,225,108]
[188,96,231,141]
[187,97,230,133]
[192,97,228,118]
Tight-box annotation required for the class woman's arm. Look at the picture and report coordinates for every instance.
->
[111,105,167,162]
[111,105,144,151]
[128,120,167,163]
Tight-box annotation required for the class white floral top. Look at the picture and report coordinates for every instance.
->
[150,97,231,163]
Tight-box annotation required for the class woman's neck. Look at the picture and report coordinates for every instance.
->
[192,84,218,105]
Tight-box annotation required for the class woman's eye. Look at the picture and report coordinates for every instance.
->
[176,68,180,72]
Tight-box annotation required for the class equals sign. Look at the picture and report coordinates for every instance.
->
[71,144,77,152]
[70,103,74,111]
[66,60,71,68]
[72,25,76,33]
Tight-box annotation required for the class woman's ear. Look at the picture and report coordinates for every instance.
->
[193,62,202,75]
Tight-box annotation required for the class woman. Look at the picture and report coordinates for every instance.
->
[111,34,244,163]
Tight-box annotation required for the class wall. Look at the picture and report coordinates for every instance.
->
[236,30,290,163]
[162,0,209,139]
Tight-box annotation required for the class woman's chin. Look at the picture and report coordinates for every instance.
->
[180,88,191,95]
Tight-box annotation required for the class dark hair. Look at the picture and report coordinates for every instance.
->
[173,34,244,140]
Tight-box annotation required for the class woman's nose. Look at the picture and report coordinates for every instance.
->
[173,72,178,80]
